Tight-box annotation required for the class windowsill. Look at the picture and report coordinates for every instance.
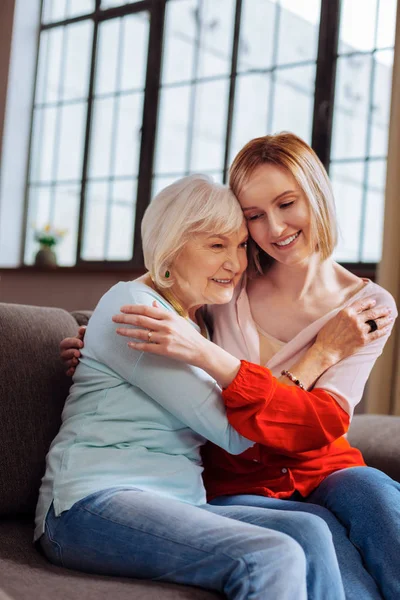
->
[0,264,146,275]
[0,263,376,279]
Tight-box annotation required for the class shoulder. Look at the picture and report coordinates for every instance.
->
[95,280,173,314]
[359,281,398,317]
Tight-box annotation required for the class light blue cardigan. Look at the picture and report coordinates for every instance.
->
[35,280,252,541]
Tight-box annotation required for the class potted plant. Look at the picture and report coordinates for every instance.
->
[34,224,66,267]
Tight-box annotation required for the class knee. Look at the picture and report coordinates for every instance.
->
[274,535,307,574]
[290,513,334,553]
[322,467,390,498]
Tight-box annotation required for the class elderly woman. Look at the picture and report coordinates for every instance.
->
[99,135,398,600]
[38,174,352,600]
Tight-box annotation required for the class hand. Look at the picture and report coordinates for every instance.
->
[313,297,394,366]
[60,326,86,376]
[112,302,209,368]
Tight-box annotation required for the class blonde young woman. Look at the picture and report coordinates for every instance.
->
[94,135,398,600]
[40,174,357,600]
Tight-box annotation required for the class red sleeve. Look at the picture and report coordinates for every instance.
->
[222,360,350,454]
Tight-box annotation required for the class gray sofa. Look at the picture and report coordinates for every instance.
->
[0,302,399,600]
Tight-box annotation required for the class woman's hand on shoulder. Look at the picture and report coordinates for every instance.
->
[313,297,395,366]
[60,326,86,376]
[112,302,209,368]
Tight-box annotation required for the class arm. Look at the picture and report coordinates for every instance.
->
[114,294,395,453]
[86,283,253,456]
[222,295,397,453]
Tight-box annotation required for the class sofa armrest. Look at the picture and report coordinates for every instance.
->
[348,415,400,483]
[70,310,93,326]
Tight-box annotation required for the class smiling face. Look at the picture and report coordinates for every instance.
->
[238,164,316,268]
[169,222,248,315]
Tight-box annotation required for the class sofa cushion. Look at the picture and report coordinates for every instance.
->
[0,303,78,516]
[348,415,400,483]
[0,521,220,600]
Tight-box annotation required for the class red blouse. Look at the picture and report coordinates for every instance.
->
[202,360,365,500]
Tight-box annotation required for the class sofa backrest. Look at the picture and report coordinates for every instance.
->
[0,303,78,517]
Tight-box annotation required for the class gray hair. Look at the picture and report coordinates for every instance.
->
[141,174,245,289]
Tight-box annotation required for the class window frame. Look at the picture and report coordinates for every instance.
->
[19,0,390,277]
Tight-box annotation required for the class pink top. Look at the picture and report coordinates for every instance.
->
[210,276,397,417]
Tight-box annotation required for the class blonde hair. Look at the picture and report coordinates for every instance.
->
[229,132,337,275]
[142,174,245,289]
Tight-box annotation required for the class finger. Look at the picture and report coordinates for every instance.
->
[362,306,392,322]
[77,326,87,340]
[60,348,81,360]
[66,368,75,377]
[64,358,78,369]
[60,337,80,350]
[367,324,393,342]
[375,316,395,329]
[120,304,170,320]
[127,341,163,354]
[115,327,157,342]
[349,297,377,314]
[113,313,166,331]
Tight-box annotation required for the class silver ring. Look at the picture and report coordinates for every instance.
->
[147,330,153,343]
[366,319,378,333]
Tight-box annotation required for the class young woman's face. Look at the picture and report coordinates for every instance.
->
[170,221,248,310]
[238,164,315,267]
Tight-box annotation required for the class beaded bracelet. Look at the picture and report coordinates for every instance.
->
[281,369,305,390]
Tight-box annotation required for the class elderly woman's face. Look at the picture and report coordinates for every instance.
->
[171,221,248,309]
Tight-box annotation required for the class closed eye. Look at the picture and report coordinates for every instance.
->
[247,213,263,221]
[280,201,294,209]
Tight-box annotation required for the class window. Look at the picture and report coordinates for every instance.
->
[22,0,397,270]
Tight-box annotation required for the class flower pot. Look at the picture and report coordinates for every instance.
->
[34,245,57,268]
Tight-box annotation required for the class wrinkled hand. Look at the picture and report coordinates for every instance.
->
[112,302,208,367]
[60,326,86,377]
[314,297,394,365]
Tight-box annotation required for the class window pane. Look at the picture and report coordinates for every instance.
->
[339,0,378,54]
[62,21,93,101]
[162,0,197,85]
[120,13,150,91]
[331,55,372,160]
[271,65,315,144]
[376,0,397,48]
[237,0,276,72]
[95,19,121,95]
[370,50,394,156]
[56,103,87,181]
[114,93,144,177]
[230,74,271,163]
[197,0,236,78]
[88,97,115,178]
[101,0,141,8]
[67,0,95,19]
[42,28,64,104]
[24,186,52,264]
[52,184,80,266]
[277,0,321,65]
[331,162,364,262]
[82,182,108,260]
[107,181,137,260]
[36,107,58,182]
[42,0,68,23]
[155,85,191,174]
[362,160,387,262]
[190,79,229,172]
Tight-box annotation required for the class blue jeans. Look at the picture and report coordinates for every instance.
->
[307,466,400,600]
[211,466,400,600]
[40,487,345,600]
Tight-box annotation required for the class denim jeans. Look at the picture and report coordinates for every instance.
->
[307,466,400,600]
[211,466,400,600]
[40,487,345,600]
